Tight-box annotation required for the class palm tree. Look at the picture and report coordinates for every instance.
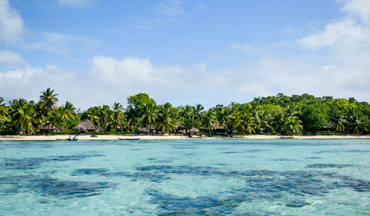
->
[125,106,137,131]
[249,101,262,127]
[239,108,255,135]
[0,97,8,121]
[271,109,285,134]
[243,116,256,135]
[98,105,111,130]
[258,107,274,133]
[194,104,204,126]
[284,116,303,136]
[351,116,367,134]
[59,101,76,129]
[329,112,347,132]
[46,109,62,134]
[9,99,36,134]
[141,102,157,130]
[86,107,100,127]
[40,88,58,117]
[181,112,196,135]
[220,106,233,135]
[156,106,178,134]
[201,109,217,136]
[33,101,46,127]
[111,102,124,131]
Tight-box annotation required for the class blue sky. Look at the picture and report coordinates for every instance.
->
[1,0,370,109]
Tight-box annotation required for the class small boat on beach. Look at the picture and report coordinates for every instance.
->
[67,135,78,141]
[118,137,140,140]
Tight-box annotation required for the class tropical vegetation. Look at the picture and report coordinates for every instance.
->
[1,89,370,136]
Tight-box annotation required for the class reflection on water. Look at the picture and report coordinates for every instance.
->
[0,139,369,215]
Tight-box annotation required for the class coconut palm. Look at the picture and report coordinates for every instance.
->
[181,112,196,135]
[271,109,286,134]
[329,112,347,132]
[141,101,157,130]
[243,116,256,135]
[0,97,8,121]
[111,102,124,131]
[194,104,204,126]
[239,108,255,135]
[201,109,217,136]
[33,101,46,126]
[258,107,274,133]
[59,101,76,129]
[220,106,233,135]
[40,88,58,116]
[351,116,367,134]
[284,116,303,136]
[9,99,36,134]
[86,107,100,127]
[229,111,243,135]
[97,105,111,130]
[249,101,262,127]
[46,109,62,134]
[125,106,137,130]
[156,106,178,133]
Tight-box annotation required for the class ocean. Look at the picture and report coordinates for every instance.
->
[0,139,369,215]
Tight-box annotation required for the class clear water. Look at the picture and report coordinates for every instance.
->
[0,139,370,215]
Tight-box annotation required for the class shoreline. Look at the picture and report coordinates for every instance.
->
[1,134,370,141]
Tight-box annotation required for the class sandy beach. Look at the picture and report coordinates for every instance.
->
[0,134,369,141]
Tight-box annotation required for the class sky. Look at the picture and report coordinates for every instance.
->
[1,0,370,110]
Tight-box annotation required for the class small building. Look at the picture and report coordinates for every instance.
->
[38,124,63,133]
[96,126,105,132]
[76,120,97,133]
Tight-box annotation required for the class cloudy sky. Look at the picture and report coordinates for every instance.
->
[1,0,370,109]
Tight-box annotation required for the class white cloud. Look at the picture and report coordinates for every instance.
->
[26,32,99,55]
[90,56,155,83]
[2,52,370,110]
[298,20,369,50]
[230,43,267,55]
[340,0,370,21]
[0,50,24,64]
[133,18,173,30]
[0,65,74,102]
[58,0,95,8]
[195,3,206,12]
[0,0,24,44]
[159,0,185,16]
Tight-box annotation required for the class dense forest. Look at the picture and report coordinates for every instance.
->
[1,88,369,136]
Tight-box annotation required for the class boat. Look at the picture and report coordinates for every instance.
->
[67,135,78,141]
[118,137,140,140]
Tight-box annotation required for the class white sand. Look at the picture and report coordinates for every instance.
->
[0,134,369,141]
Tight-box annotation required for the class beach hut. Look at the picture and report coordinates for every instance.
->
[96,126,105,132]
[76,120,97,133]
[139,127,150,134]
[189,127,200,134]
[38,124,63,133]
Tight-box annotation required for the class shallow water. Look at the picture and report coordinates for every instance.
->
[0,139,369,215]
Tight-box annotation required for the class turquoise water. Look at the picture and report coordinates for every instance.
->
[0,139,370,215]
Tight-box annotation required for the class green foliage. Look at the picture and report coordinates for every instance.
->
[1,90,370,136]
[300,104,329,131]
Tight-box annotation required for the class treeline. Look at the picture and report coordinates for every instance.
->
[0,89,369,135]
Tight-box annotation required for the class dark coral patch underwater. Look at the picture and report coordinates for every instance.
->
[0,175,115,198]
[140,166,370,215]
[0,153,104,170]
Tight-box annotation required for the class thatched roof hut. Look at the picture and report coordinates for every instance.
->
[189,127,200,133]
[96,126,105,132]
[139,127,150,133]
[38,124,63,133]
[213,123,225,130]
[76,120,96,133]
